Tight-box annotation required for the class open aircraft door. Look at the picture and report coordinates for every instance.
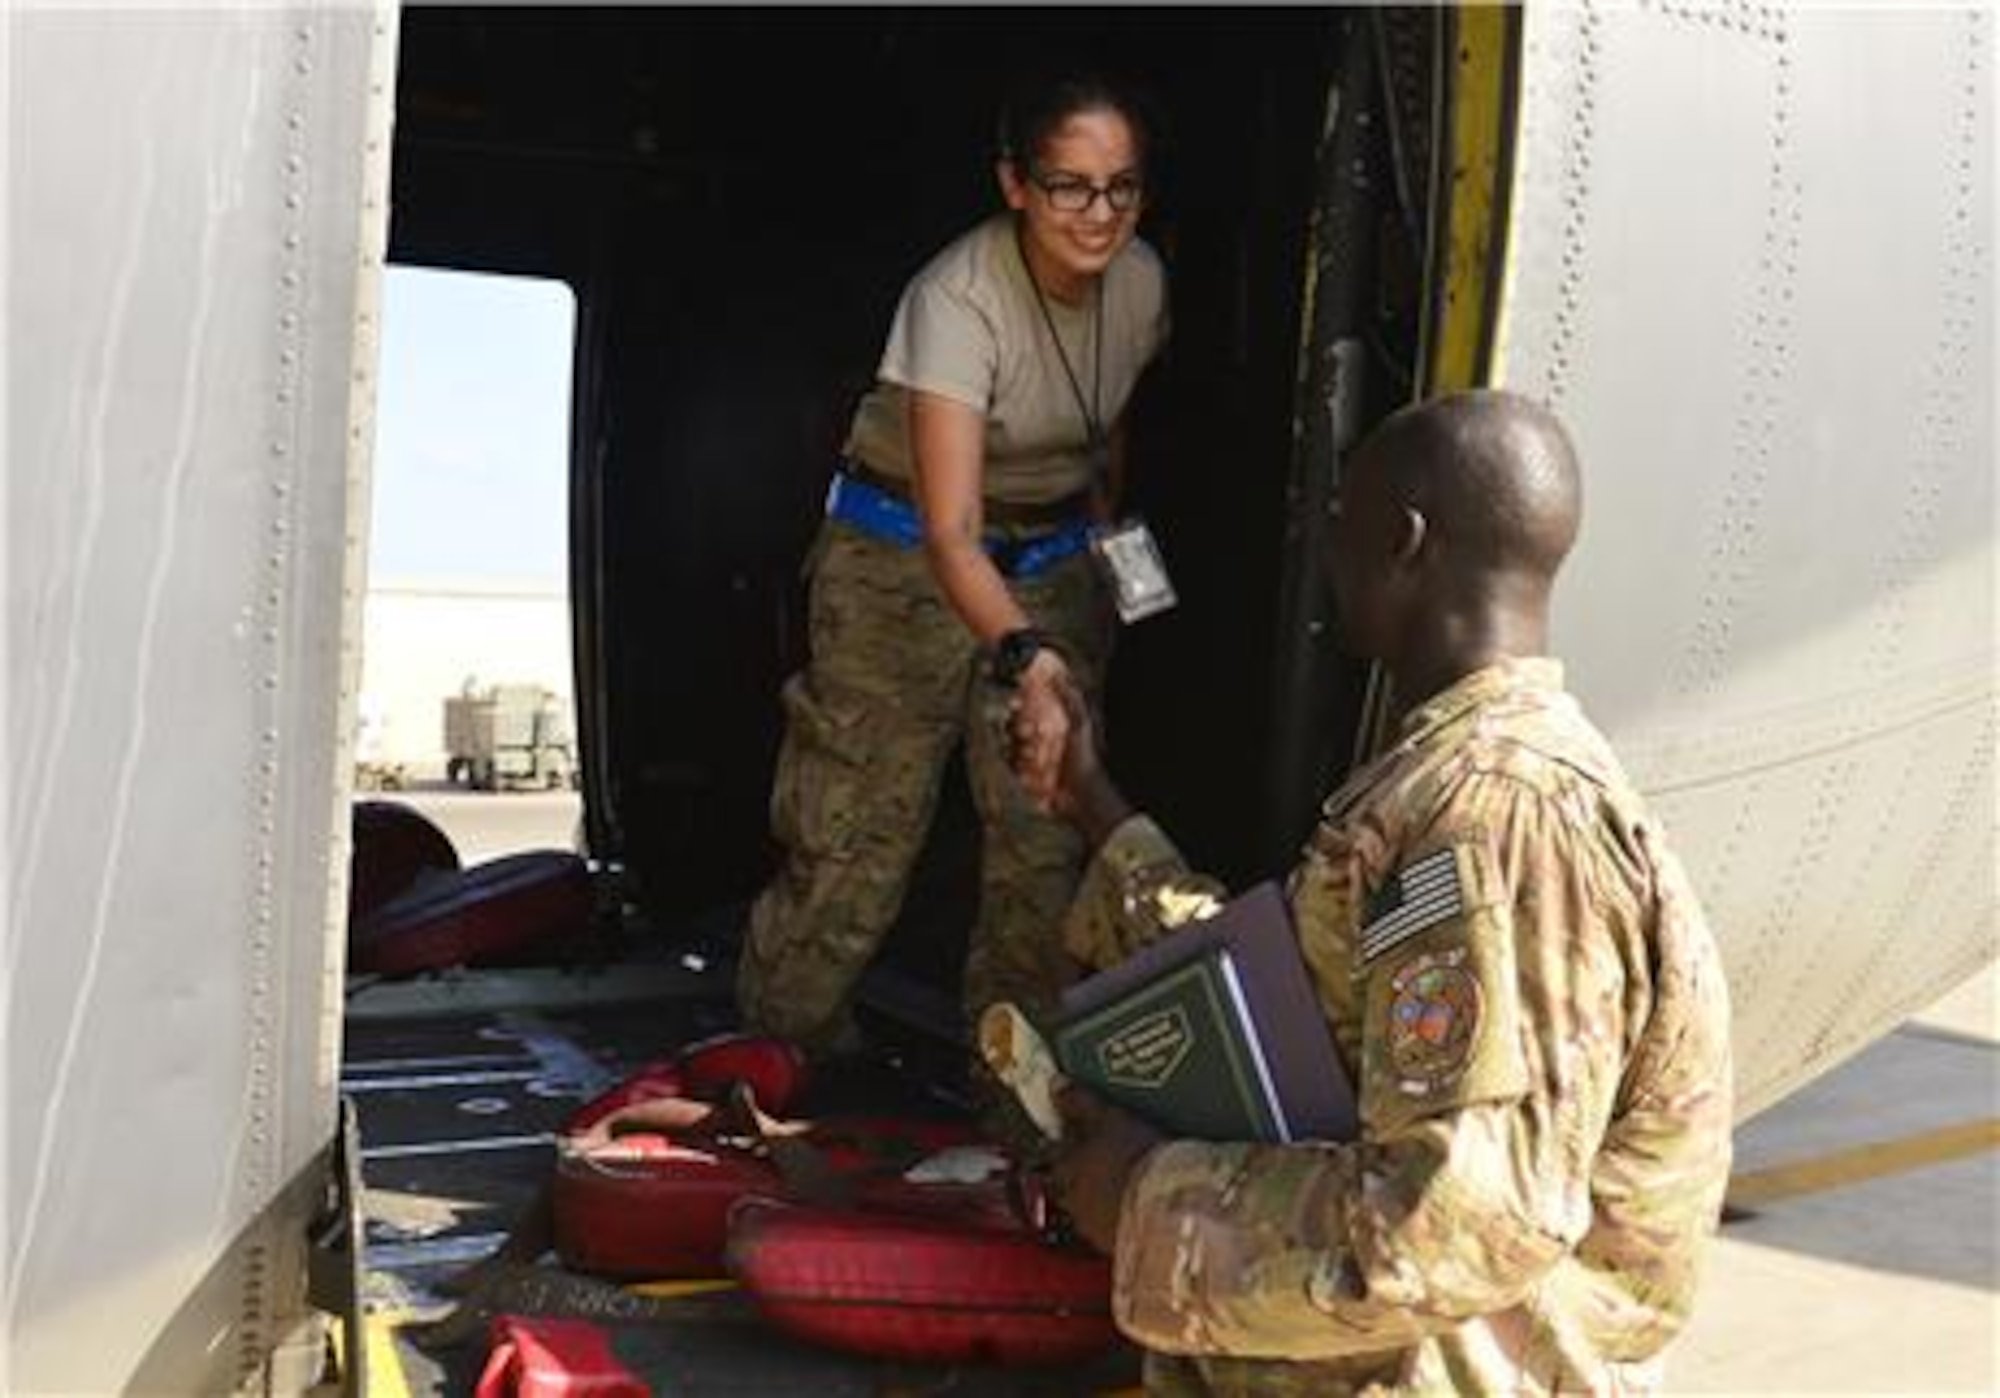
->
[6,4,396,1392]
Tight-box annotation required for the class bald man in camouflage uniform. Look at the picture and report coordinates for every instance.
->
[1022,391,1733,1394]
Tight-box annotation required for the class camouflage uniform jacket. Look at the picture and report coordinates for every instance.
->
[1061,659,1734,1395]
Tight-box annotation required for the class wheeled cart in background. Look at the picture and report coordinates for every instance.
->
[443,682,577,791]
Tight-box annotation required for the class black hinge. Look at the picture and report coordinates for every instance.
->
[306,1096,368,1397]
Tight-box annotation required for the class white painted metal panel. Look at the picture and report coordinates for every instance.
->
[5,4,395,1392]
[1499,1,1994,1116]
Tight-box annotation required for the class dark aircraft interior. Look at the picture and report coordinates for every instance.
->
[355,14,1445,1380]
[384,5,1435,1026]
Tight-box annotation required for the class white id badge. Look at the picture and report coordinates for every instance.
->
[1090,518,1177,624]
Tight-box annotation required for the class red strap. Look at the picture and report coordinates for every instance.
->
[473,1315,648,1398]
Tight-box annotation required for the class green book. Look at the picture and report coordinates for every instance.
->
[1049,882,1356,1144]
[1052,946,1284,1141]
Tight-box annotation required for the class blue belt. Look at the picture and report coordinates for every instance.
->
[825,472,1092,580]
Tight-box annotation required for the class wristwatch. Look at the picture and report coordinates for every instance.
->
[990,627,1052,688]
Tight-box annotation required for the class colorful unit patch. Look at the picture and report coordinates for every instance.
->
[1386,948,1481,1093]
[1359,847,1466,966]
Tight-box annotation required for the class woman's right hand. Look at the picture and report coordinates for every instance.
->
[1014,664,1135,845]
[1009,649,1074,811]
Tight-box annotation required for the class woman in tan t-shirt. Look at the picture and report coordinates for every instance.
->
[736,70,1169,1078]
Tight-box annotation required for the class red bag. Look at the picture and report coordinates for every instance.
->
[350,850,590,974]
[552,1134,779,1279]
[473,1315,647,1398]
[551,1115,999,1280]
[726,1198,1117,1366]
[347,800,458,924]
[675,1032,808,1113]
[560,1034,808,1136]
[559,1061,687,1137]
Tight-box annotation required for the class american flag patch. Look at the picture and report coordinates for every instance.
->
[1359,848,1465,966]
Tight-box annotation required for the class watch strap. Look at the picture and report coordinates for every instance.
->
[990,627,1052,687]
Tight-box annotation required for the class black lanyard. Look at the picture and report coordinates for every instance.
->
[1016,221,1106,459]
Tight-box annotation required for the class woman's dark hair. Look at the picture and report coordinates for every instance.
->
[995,68,1157,174]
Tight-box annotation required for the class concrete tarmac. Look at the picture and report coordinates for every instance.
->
[378,784,582,865]
[1672,968,1997,1395]
[364,793,1998,1394]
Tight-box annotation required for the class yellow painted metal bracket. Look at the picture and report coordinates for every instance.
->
[1424,3,1521,395]
[326,1307,415,1398]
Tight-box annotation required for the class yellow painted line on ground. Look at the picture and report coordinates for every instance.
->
[627,1277,738,1299]
[1727,1117,2000,1209]
[363,1310,416,1398]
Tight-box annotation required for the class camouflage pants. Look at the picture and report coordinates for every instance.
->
[735,519,1112,1055]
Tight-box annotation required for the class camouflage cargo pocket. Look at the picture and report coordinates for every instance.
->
[770,674,873,861]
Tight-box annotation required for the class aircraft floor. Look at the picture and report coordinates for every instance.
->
[340,963,1997,1397]
[341,957,1143,1396]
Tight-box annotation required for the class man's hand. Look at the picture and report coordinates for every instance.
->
[1009,660,1099,816]
[1009,666,1136,845]
[1049,1082,1164,1255]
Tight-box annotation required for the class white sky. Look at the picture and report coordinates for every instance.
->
[369,266,575,587]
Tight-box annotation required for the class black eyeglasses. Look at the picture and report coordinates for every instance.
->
[1028,169,1145,215]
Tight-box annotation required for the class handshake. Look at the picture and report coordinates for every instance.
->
[997,634,1096,818]
[995,629,1134,849]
